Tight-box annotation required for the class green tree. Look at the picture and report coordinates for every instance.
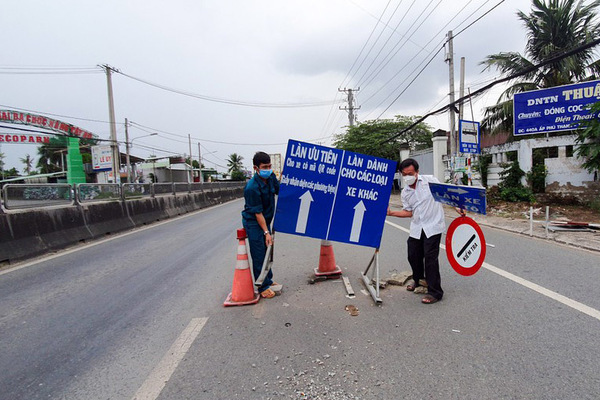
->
[333,115,433,161]
[231,170,247,181]
[481,0,600,133]
[37,136,68,174]
[575,101,600,176]
[20,154,35,175]
[227,153,244,174]
[3,167,20,178]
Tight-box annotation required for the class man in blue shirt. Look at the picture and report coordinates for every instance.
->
[242,152,280,298]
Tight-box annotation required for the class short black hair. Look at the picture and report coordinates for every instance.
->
[399,158,419,172]
[253,151,271,167]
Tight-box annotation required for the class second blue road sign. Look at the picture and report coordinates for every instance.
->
[273,139,396,248]
[428,183,487,215]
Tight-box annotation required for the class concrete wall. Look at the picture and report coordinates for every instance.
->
[483,135,597,199]
[0,187,243,265]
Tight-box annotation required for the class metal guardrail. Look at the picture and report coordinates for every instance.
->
[0,181,245,211]
[77,183,121,203]
[1,183,74,210]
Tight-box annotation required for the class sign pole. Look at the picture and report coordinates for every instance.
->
[361,248,382,304]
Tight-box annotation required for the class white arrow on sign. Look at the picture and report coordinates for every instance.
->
[448,187,469,195]
[295,190,314,234]
[350,200,366,242]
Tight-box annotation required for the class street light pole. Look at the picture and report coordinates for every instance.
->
[198,142,203,183]
[128,132,157,183]
[125,118,131,183]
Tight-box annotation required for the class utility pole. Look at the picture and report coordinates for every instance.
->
[459,57,465,121]
[102,64,120,183]
[339,88,360,127]
[445,31,456,160]
[125,118,132,183]
[198,142,203,183]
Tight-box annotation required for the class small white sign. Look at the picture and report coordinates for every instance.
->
[92,145,113,171]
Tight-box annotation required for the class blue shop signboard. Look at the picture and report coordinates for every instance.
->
[273,140,396,248]
[514,79,600,136]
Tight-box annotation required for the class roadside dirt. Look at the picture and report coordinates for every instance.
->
[487,200,600,224]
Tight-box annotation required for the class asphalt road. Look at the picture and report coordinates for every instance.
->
[1,198,599,399]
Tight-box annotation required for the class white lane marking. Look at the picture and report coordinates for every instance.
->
[132,317,208,400]
[385,220,600,322]
[0,199,242,276]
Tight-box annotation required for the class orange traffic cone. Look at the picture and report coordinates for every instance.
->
[224,228,260,307]
[314,240,342,277]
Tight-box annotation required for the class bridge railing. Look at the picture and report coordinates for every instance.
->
[1,181,245,211]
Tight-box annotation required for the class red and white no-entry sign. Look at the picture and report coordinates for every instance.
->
[445,216,486,276]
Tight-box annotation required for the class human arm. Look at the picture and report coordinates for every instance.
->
[387,207,412,218]
[255,212,273,246]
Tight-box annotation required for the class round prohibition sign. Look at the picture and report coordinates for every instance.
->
[445,216,486,276]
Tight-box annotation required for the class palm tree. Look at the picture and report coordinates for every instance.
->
[481,0,600,133]
[227,153,244,173]
[20,154,34,175]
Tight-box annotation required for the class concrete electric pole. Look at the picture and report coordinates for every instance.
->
[446,31,456,160]
[102,64,120,183]
[339,88,360,127]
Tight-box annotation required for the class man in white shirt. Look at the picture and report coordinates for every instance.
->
[387,158,461,304]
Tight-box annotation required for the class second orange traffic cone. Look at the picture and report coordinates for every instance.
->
[224,228,260,307]
[314,240,342,277]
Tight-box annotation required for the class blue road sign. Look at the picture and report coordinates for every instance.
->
[273,140,396,248]
[459,120,480,154]
[428,183,487,215]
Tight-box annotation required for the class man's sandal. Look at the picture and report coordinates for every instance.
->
[260,288,276,298]
[406,283,417,292]
[421,295,439,304]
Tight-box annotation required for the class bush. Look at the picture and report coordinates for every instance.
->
[498,160,535,203]
[526,164,547,193]
[476,154,492,188]
[500,186,535,203]
[589,197,600,213]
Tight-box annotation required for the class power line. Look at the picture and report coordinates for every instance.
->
[114,70,341,109]
[356,0,434,88]
[375,45,445,119]
[339,0,394,89]
[378,36,600,145]
[453,0,504,39]
[361,0,502,118]
[359,1,473,110]
[349,0,407,88]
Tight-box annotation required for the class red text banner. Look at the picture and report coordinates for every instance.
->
[0,110,95,139]
[0,133,51,144]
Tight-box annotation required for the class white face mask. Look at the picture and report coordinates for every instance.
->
[403,174,417,186]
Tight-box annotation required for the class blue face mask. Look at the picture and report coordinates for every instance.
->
[258,169,272,178]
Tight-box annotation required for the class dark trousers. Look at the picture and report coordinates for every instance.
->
[407,230,443,300]
[243,221,273,293]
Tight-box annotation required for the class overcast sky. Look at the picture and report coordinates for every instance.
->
[1,0,529,174]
